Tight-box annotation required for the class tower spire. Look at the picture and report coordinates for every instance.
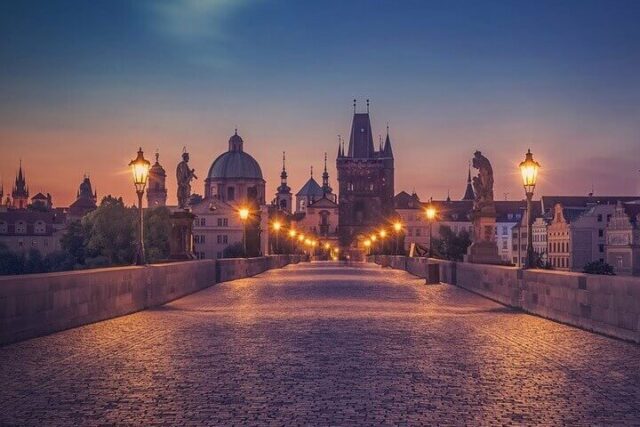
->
[353,99,356,114]
[366,99,370,113]
[462,160,475,201]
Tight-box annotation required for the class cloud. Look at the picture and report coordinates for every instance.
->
[144,0,253,42]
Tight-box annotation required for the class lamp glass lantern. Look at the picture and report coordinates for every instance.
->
[129,148,151,194]
[519,149,540,195]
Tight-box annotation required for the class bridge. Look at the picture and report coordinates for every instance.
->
[1,261,640,425]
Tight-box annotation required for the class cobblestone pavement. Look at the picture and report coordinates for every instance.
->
[2,262,640,425]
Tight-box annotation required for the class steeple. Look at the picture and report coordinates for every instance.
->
[347,100,375,158]
[382,123,394,158]
[322,152,332,196]
[228,128,244,152]
[462,162,475,201]
[277,152,290,194]
[12,161,29,209]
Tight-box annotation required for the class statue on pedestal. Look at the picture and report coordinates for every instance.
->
[465,151,502,264]
[170,149,197,260]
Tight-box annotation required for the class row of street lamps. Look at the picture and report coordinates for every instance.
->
[128,148,540,268]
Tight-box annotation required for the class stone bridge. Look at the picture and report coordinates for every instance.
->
[2,261,640,425]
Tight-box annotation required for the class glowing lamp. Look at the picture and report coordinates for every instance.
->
[129,148,151,193]
[519,149,540,195]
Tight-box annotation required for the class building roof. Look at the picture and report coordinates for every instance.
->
[208,131,264,181]
[394,191,421,209]
[462,168,474,201]
[296,176,323,198]
[347,112,375,158]
[308,196,338,209]
[31,193,48,200]
[541,196,640,213]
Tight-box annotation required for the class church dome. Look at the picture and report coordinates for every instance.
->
[207,131,264,180]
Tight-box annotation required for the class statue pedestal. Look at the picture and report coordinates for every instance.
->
[465,208,502,265]
[169,210,196,260]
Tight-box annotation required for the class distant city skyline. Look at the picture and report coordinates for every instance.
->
[1,0,639,206]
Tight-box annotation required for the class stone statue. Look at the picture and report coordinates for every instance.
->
[176,151,197,210]
[465,150,501,264]
[471,150,494,212]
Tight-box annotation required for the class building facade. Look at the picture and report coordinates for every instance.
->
[606,201,640,276]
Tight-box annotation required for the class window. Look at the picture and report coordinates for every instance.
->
[0,221,7,233]
[200,218,206,226]
[502,226,508,235]
[415,228,421,237]
[513,257,518,264]
[502,241,508,250]
[217,218,229,227]
[599,244,604,253]
[598,229,604,238]
[597,214,603,222]
[217,235,228,244]
[16,221,26,234]
[227,186,235,201]
[34,220,46,234]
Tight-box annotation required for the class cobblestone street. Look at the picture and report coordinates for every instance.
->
[1,262,640,425]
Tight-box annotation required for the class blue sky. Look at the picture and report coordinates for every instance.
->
[1,0,639,205]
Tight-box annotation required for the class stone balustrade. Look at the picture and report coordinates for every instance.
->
[369,255,640,343]
[0,254,306,345]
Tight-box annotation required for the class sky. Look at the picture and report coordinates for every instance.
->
[1,0,639,207]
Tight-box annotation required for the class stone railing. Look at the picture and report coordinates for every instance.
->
[0,254,306,345]
[369,255,640,343]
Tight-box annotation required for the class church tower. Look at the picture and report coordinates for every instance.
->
[336,100,395,246]
[11,162,29,209]
[275,152,292,213]
[147,151,168,207]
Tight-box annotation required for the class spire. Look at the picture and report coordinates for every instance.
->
[310,166,313,177]
[337,135,343,158]
[462,161,475,201]
[366,99,370,113]
[382,123,394,157]
[322,152,332,196]
[155,149,160,164]
[277,151,291,195]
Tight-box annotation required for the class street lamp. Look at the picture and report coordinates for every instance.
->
[239,207,249,257]
[425,205,437,258]
[519,149,541,269]
[393,221,402,255]
[272,220,281,254]
[364,239,372,255]
[129,148,151,265]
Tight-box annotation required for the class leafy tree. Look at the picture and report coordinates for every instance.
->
[431,225,472,261]
[24,249,46,273]
[0,243,25,275]
[222,242,246,258]
[583,260,615,275]
[144,206,172,262]
[82,196,136,265]
[61,220,86,264]
[43,250,77,272]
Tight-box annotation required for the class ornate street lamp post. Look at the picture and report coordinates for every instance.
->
[129,148,151,265]
[239,207,249,257]
[393,222,402,255]
[272,220,281,254]
[425,205,437,258]
[519,149,540,269]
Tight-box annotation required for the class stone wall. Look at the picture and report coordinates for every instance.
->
[370,255,640,343]
[1,255,303,345]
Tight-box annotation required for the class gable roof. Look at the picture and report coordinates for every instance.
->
[308,196,338,209]
[347,113,375,158]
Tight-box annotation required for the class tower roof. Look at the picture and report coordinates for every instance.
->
[347,113,375,158]
[462,165,475,201]
[382,125,394,158]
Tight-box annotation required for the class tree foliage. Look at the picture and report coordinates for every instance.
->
[144,206,172,262]
[431,225,472,261]
[583,260,615,275]
[82,196,136,265]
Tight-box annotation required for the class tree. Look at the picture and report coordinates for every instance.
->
[61,220,86,264]
[222,242,246,258]
[24,249,46,274]
[0,243,25,275]
[144,206,172,262]
[583,260,615,275]
[82,196,136,265]
[431,225,472,261]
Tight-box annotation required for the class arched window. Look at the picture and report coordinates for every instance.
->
[227,186,235,201]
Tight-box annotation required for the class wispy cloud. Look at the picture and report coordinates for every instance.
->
[144,0,254,42]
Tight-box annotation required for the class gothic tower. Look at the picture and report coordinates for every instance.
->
[11,162,29,209]
[336,100,395,246]
[275,152,292,213]
[147,151,168,207]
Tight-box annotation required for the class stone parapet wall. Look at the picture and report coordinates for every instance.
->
[1,255,302,345]
[371,256,640,343]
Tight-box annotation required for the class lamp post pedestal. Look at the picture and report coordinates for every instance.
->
[169,210,196,260]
